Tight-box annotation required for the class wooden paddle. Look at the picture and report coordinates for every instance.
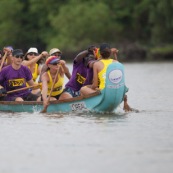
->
[40,66,60,113]
[7,84,41,94]
[0,84,41,96]
[0,51,7,72]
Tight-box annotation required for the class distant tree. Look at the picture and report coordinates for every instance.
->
[47,0,121,52]
[0,0,23,48]
[148,0,173,45]
[0,0,172,60]
[28,0,69,51]
[132,0,151,43]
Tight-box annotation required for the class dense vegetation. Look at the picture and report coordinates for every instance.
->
[0,0,173,61]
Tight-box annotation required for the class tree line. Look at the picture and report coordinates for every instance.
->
[0,0,173,61]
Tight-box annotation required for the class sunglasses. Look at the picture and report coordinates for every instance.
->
[51,62,59,66]
[52,52,61,57]
[15,55,24,59]
[28,52,37,56]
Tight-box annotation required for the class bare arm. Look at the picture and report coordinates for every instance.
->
[0,52,7,71]
[111,48,119,60]
[22,51,48,66]
[74,50,88,63]
[6,55,13,65]
[27,79,37,86]
[60,60,71,79]
[1,47,12,67]
[41,72,49,105]
[91,62,99,89]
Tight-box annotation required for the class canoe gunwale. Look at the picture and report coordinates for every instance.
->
[0,90,101,105]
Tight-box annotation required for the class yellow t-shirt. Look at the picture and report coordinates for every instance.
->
[98,59,113,90]
[29,63,38,82]
[47,70,64,96]
[26,63,39,87]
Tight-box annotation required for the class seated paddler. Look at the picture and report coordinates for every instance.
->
[41,56,65,108]
[0,49,41,101]
[80,43,132,112]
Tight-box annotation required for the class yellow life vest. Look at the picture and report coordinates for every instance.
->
[26,63,39,87]
[47,70,64,96]
[29,63,38,82]
[98,59,113,90]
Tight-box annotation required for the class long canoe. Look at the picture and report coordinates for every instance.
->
[0,62,128,113]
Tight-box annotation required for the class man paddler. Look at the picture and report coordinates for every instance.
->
[0,49,41,101]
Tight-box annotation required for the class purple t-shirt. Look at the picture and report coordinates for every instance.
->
[83,67,93,86]
[65,59,87,91]
[0,65,32,99]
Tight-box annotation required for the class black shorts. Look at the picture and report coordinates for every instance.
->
[23,92,40,101]
[40,94,61,101]
[5,92,39,101]
[0,96,5,101]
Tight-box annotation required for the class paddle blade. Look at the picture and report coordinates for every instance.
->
[40,106,48,113]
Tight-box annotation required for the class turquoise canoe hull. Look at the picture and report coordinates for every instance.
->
[0,62,127,113]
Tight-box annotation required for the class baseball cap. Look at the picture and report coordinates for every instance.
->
[12,49,24,56]
[5,46,13,52]
[46,56,60,65]
[99,43,111,58]
[99,43,111,53]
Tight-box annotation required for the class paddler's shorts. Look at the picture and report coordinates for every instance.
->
[63,87,80,97]
[4,92,39,101]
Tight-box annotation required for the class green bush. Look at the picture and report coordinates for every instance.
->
[149,45,173,60]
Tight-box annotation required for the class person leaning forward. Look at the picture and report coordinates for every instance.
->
[58,45,99,100]
[80,43,132,112]
[0,49,41,101]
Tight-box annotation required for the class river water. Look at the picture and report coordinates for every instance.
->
[0,62,173,173]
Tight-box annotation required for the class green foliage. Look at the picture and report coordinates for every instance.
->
[0,0,172,60]
[149,0,173,44]
[132,0,151,42]
[0,0,23,47]
[28,0,65,43]
[150,45,173,54]
[47,1,119,52]
[149,44,173,60]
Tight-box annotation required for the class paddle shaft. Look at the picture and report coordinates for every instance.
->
[0,52,7,72]
[6,84,40,94]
